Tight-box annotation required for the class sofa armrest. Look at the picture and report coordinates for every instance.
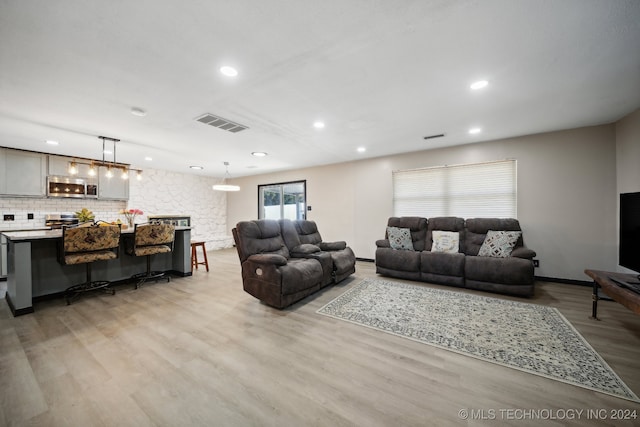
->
[511,246,536,260]
[291,244,321,256]
[247,253,288,266]
[376,239,391,248]
[318,241,347,251]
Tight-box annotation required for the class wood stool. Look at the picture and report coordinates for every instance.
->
[191,241,209,272]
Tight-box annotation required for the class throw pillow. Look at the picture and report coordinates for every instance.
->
[431,231,460,253]
[478,230,522,258]
[387,226,414,250]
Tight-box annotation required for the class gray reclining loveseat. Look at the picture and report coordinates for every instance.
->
[233,219,356,308]
[375,216,536,297]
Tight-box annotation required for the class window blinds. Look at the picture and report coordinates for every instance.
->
[393,159,517,218]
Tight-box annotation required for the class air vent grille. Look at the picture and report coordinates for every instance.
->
[196,113,248,133]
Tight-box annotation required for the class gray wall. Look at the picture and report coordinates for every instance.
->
[228,122,622,282]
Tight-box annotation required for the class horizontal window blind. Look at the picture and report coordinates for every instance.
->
[393,159,517,218]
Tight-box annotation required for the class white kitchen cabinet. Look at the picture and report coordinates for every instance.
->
[0,148,47,197]
[98,166,130,200]
[48,155,89,177]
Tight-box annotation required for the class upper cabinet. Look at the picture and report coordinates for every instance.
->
[98,166,130,200]
[48,155,93,178]
[50,154,129,200]
[0,148,47,197]
[0,149,130,200]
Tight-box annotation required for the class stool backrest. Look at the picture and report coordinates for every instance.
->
[63,224,121,254]
[134,223,175,248]
[61,225,121,266]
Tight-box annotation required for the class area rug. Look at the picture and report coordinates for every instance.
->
[317,278,639,402]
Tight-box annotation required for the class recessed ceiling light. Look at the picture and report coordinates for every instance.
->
[251,152,268,157]
[131,107,147,117]
[220,66,238,77]
[313,121,325,129]
[470,80,489,90]
[190,165,204,170]
[357,147,366,153]
[468,127,482,135]
[144,156,153,161]
[45,140,59,145]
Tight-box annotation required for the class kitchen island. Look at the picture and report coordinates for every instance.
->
[3,226,192,316]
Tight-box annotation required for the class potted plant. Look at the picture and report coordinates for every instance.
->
[75,208,95,224]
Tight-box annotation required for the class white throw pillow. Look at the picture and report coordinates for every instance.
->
[478,230,522,257]
[387,226,414,250]
[431,231,460,253]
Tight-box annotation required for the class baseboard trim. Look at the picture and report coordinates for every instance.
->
[535,276,592,286]
[6,293,34,317]
[356,257,375,263]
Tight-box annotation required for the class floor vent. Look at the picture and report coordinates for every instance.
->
[195,113,249,133]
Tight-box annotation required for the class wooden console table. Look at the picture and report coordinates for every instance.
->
[585,269,640,320]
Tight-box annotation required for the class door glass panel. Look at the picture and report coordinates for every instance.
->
[258,181,306,220]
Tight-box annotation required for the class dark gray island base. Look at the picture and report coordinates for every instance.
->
[3,227,192,316]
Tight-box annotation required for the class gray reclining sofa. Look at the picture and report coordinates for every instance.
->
[375,216,536,297]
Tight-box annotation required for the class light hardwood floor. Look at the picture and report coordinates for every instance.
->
[1,249,640,426]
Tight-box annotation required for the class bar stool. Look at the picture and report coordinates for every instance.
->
[191,240,209,272]
[126,223,175,289]
[59,223,121,305]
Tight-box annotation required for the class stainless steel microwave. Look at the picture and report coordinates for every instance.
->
[47,176,97,198]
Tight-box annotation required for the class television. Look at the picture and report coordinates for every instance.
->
[620,192,640,282]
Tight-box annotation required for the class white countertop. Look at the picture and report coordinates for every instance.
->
[0,226,52,233]
[2,226,191,242]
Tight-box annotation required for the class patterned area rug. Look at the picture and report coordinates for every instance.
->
[317,278,639,402]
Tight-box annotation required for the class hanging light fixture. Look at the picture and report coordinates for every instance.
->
[213,161,240,191]
[65,136,143,180]
[68,161,78,175]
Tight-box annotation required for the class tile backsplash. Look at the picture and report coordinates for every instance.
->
[0,198,124,230]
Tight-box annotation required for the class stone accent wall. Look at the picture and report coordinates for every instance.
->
[128,168,233,250]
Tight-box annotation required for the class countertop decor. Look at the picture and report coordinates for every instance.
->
[75,208,95,222]
[120,208,143,228]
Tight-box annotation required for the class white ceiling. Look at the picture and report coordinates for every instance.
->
[1,0,639,178]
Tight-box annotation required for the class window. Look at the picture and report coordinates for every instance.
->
[258,180,307,220]
[393,159,517,218]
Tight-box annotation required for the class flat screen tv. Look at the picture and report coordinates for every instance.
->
[620,192,640,281]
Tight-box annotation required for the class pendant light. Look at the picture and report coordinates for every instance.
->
[213,162,240,191]
[66,135,143,179]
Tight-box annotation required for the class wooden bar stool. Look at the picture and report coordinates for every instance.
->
[191,240,209,272]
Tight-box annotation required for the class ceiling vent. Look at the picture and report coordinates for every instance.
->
[195,113,248,133]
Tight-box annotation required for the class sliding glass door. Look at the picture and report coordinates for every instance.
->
[258,180,306,220]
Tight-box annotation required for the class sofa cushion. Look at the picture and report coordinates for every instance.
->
[431,231,460,253]
[318,241,347,251]
[426,217,465,252]
[478,230,522,258]
[464,218,523,255]
[235,220,290,262]
[387,226,414,250]
[387,217,428,251]
[465,255,534,286]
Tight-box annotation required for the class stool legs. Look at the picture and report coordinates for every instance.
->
[131,255,171,289]
[64,263,115,305]
[191,242,209,272]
